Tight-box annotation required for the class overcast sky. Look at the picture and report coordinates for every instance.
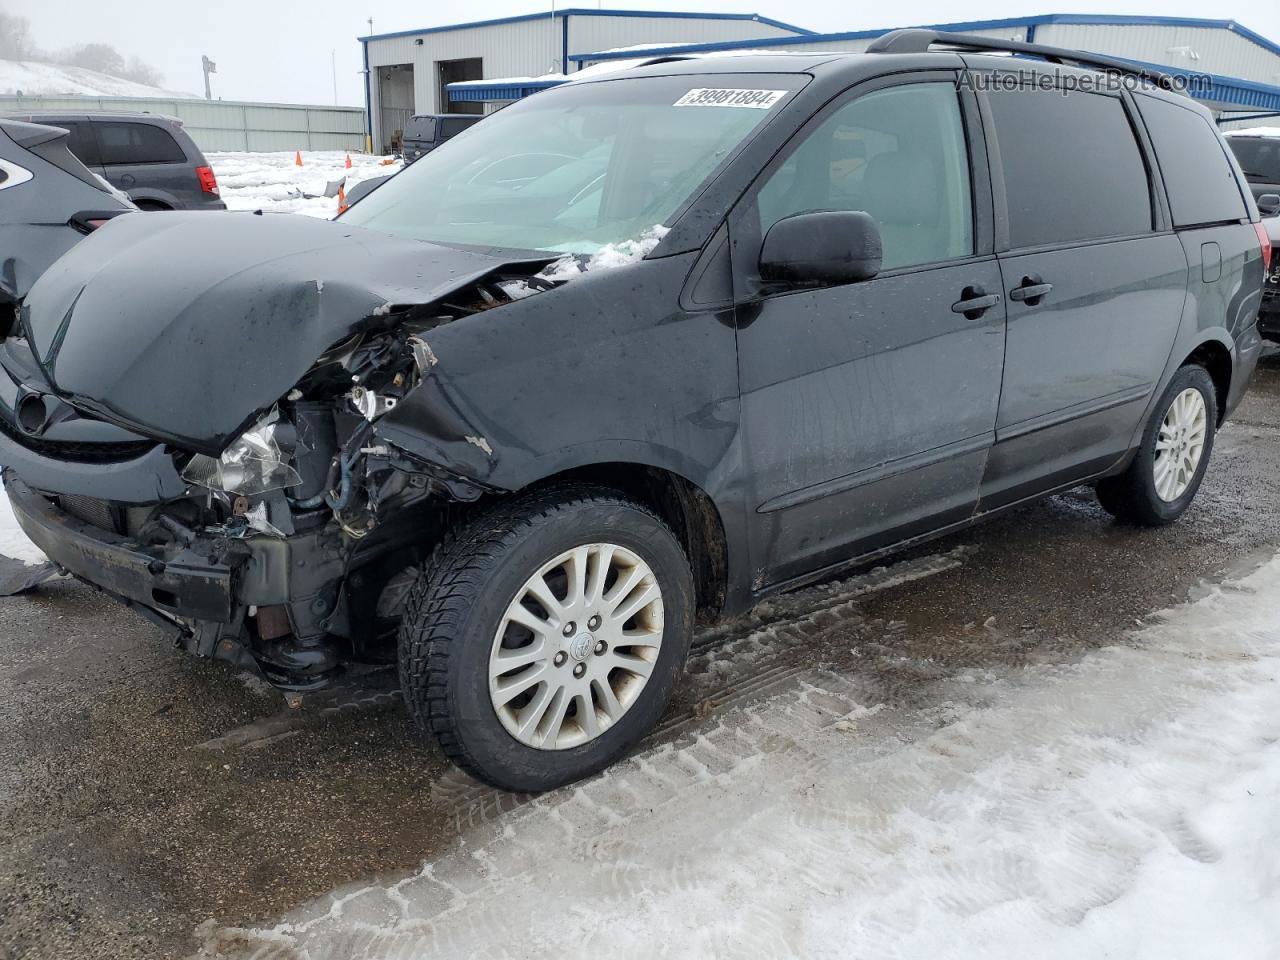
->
[6,0,1280,105]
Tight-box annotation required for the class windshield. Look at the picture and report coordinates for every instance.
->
[342,74,803,255]
[1227,137,1280,182]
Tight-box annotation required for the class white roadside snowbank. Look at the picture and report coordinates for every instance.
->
[199,554,1280,960]
[0,57,195,98]
[0,490,45,565]
[208,151,403,218]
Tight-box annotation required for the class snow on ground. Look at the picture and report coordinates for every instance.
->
[199,553,1280,960]
[208,151,403,218]
[0,57,195,98]
[0,491,44,565]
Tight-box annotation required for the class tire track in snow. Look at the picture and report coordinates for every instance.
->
[428,546,972,826]
[194,555,1280,960]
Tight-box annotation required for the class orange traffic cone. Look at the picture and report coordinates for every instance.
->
[294,150,303,167]
[337,183,348,215]
[345,153,352,169]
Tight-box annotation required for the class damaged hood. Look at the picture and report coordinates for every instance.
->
[21,212,540,453]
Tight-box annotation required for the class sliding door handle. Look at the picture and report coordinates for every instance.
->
[1009,274,1053,305]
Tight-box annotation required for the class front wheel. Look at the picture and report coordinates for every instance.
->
[398,487,694,792]
[1096,364,1218,526]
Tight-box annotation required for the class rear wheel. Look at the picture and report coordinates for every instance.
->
[398,486,694,792]
[1096,364,1218,526]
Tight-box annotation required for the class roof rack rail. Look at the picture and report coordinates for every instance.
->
[866,28,1182,90]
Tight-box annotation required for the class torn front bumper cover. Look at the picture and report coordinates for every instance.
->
[5,475,235,626]
[6,473,352,687]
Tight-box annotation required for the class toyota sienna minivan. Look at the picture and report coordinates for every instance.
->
[2,31,1266,791]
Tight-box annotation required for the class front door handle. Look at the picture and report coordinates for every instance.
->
[1009,274,1053,305]
[951,285,1001,320]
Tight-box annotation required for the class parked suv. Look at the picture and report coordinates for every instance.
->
[401,113,482,163]
[1,111,224,211]
[2,32,1266,792]
[0,118,135,306]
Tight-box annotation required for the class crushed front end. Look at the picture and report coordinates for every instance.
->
[2,322,457,688]
[1,212,558,689]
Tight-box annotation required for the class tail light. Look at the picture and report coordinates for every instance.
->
[196,165,219,196]
[1255,221,1272,274]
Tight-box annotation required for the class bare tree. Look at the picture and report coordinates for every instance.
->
[122,55,163,86]
[61,42,127,77]
[0,11,37,60]
[0,9,167,88]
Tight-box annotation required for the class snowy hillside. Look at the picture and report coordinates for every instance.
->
[0,58,196,98]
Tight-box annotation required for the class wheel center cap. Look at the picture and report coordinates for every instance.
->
[568,632,594,662]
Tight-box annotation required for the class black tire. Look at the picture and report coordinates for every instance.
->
[1096,364,1218,526]
[398,485,695,792]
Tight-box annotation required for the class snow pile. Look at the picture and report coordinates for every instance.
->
[539,224,670,279]
[0,58,195,98]
[208,151,403,218]
[1224,126,1280,138]
[0,490,44,565]
[200,553,1280,960]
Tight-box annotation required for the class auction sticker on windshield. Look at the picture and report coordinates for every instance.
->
[673,88,786,109]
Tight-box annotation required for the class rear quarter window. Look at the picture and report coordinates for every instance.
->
[1136,95,1248,227]
[60,121,102,167]
[95,121,187,165]
[405,117,436,141]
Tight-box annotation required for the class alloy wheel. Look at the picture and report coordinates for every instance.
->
[488,543,664,750]
[1153,387,1208,502]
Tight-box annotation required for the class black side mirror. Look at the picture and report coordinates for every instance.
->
[759,210,882,288]
[1258,193,1280,218]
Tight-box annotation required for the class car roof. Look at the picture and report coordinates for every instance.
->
[575,47,1202,93]
[0,110,182,125]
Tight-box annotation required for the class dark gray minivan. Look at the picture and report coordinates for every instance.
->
[2,32,1267,792]
[402,113,483,163]
[2,111,225,211]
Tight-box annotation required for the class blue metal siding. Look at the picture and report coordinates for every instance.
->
[570,14,1280,62]
[359,9,813,44]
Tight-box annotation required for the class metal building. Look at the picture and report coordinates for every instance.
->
[447,13,1280,130]
[359,8,811,152]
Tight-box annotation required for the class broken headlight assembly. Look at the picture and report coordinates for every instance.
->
[181,411,302,496]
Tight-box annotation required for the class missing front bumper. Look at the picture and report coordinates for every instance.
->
[6,475,236,622]
[5,475,352,688]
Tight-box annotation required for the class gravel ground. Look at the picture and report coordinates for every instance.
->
[2,356,1279,960]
